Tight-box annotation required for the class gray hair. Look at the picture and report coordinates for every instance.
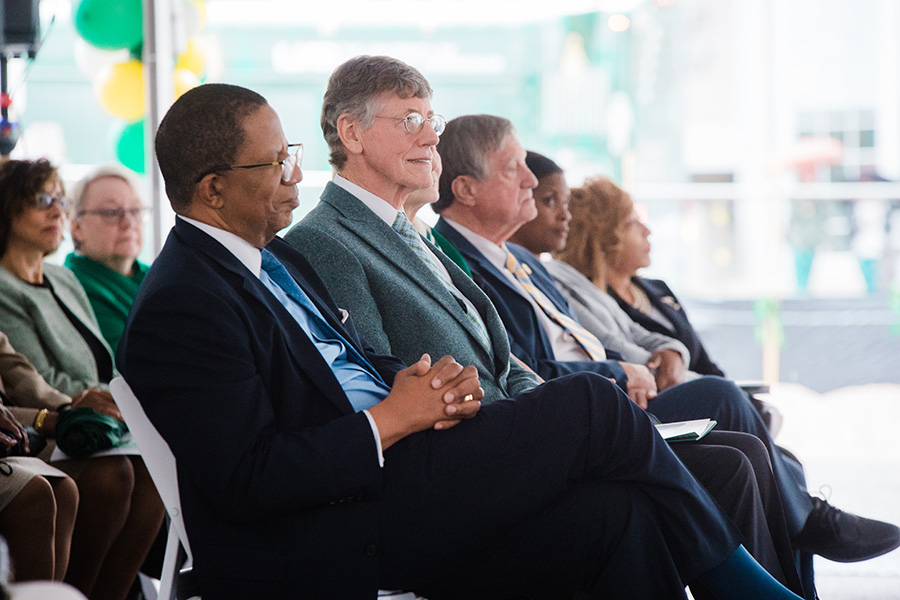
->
[321,55,433,170]
[435,114,515,212]
[69,164,143,219]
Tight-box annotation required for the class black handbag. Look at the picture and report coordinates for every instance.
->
[0,426,46,458]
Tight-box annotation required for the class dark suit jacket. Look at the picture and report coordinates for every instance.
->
[118,219,406,598]
[118,219,743,600]
[434,220,627,388]
[610,277,726,377]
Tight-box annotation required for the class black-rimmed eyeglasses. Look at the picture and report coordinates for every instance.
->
[375,113,446,136]
[197,143,303,183]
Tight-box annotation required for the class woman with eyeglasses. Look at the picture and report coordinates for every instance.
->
[0,159,164,600]
[64,166,150,354]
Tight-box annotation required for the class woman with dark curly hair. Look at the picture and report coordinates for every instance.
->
[0,159,164,600]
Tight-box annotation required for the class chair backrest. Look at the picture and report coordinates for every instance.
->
[112,377,422,599]
[110,376,193,562]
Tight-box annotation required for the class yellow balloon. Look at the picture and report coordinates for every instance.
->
[95,60,145,121]
[174,68,200,100]
[176,38,207,76]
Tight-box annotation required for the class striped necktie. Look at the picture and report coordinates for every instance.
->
[504,247,607,360]
[392,211,493,354]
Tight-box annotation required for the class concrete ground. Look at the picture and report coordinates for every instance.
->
[681,293,900,598]
[762,382,900,599]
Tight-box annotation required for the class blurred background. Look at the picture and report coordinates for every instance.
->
[2,1,898,595]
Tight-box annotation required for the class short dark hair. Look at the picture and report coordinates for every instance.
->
[321,55,432,170]
[435,114,515,213]
[0,159,60,257]
[155,83,268,211]
[525,151,563,181]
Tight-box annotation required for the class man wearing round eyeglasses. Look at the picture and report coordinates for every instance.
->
[282,55,812,600]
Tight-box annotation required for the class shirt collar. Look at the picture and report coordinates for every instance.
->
[333,174,398,226]
[179,215,263,277]
[441,218,509,271]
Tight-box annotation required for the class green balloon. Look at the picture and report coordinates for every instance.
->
[74,0,144,51]
[113,120,146,174]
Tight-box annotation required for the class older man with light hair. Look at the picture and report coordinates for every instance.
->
[285,54,813,600]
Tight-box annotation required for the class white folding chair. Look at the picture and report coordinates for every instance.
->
[110,377,197,600]
[110,377,424,600]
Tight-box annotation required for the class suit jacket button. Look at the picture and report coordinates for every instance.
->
[365,543,377,556]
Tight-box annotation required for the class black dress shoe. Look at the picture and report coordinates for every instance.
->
[795,497,900,562]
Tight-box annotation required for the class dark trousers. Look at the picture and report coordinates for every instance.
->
[673,431,806,599]
[377,373,740,600]
[648,376,814,535]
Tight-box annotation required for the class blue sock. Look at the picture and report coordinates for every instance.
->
[697,545,804,600]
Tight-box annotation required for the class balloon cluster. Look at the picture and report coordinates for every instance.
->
[73,0,208,173]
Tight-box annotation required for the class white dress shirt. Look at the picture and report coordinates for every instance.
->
[440,218,591,362]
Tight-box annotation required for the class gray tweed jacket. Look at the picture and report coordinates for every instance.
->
[284,182,540,403]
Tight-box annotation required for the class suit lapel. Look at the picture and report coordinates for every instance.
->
[175,221,356,415]
[320,184,494,355]
[432,219,522,369]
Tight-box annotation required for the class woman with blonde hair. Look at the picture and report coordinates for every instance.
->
[548,172,900,584]
[65,165,150,354]
[557,176,723,376]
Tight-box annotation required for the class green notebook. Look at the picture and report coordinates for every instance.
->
[655,418,717,442]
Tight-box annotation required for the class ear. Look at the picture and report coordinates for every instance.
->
[337,113,364,157]
[70,218,84,248]
[194,173,226,210]
[450,175,480,207]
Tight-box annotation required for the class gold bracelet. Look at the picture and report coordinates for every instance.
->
[33,408,49,433]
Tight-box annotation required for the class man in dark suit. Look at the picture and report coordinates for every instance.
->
[115,81,797,600]
[430,114,900,570]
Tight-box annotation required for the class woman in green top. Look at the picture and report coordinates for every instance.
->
[65,166,150,354]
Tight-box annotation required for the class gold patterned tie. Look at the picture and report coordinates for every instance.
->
[504,248,607,360]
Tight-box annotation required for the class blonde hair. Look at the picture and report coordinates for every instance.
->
[70,164,142,218]
[69,164,143,251]
[556,176,633,288]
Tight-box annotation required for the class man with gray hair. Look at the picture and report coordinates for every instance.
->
[433,113,900,576]
[286,55,811,600]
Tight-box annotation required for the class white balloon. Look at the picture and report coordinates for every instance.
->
[74,37,131,81]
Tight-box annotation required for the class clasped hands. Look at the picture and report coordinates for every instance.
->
[618,348,689,410]
[369,354,484,450]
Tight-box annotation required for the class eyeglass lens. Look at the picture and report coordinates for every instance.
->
[403,113,446,136]
[281,144,303,183]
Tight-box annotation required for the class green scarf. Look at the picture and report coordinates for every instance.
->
[65,253,148,354]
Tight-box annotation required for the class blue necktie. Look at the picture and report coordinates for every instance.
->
[259,249,384,384]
